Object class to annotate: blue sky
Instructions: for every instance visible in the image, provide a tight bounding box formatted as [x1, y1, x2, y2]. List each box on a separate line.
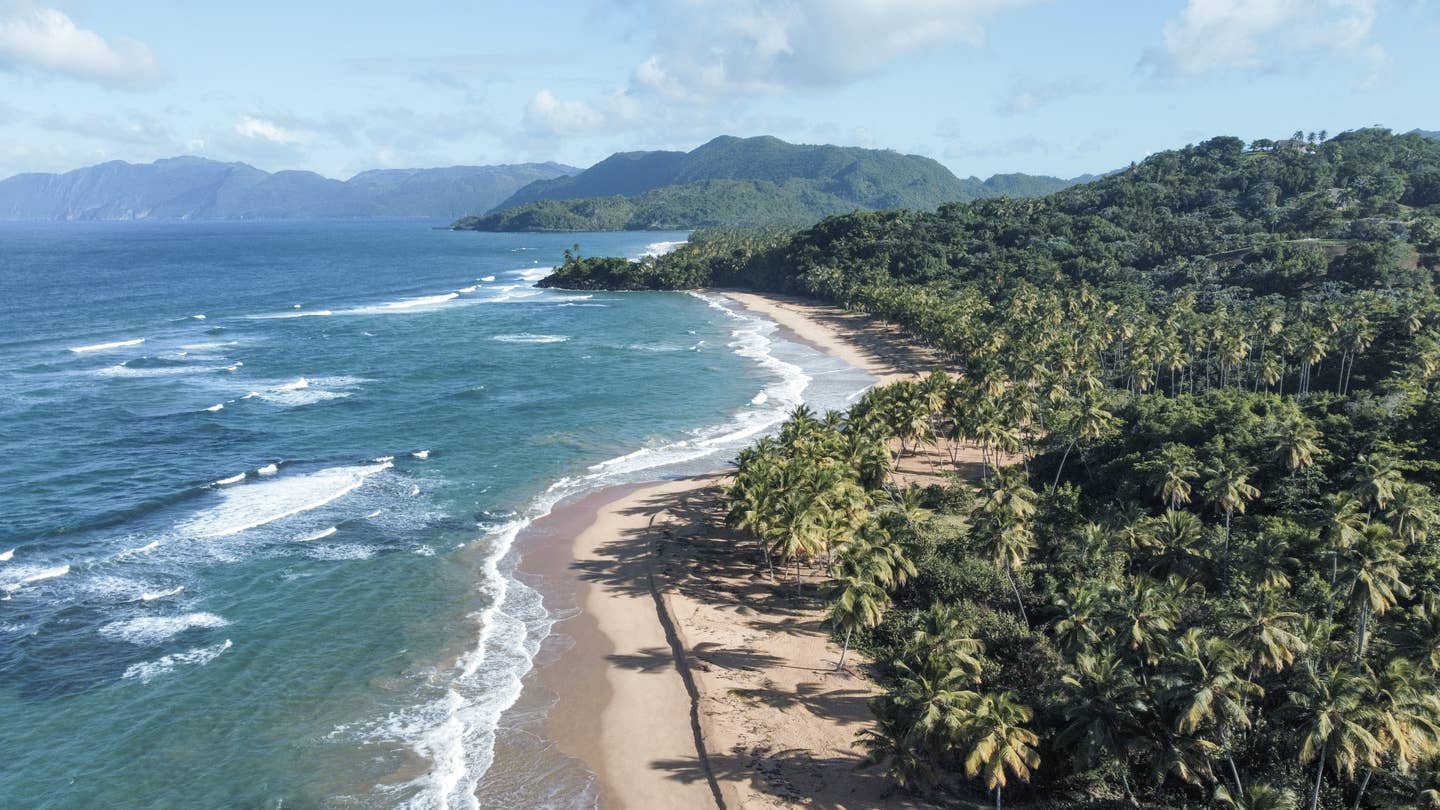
[0, 0, 1436, 181]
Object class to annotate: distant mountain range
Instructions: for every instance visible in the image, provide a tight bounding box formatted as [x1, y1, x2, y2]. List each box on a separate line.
[454, 136, 1082, 232]
[1415, 129, 1440, 140]
[0, 158, 579, 221]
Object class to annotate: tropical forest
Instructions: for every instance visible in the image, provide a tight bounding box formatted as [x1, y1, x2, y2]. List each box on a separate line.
[543, 128, 1440, 808]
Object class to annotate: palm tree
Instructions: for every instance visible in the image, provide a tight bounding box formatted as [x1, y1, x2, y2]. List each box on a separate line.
[1213, 783, 1300, 810]
[1051, 392, 1118, 489]
[1144, 509, 1212, 582]
[909, 602, 985, 672]
[1053, 584, 1111, 657]
[1336, 521, 1410, 660]
[1058, 652, 1147, 805]
[973, 470, 1039, 622]
[1288, 664, 1384, 810]
[832, 575, 889, 670]
[1272, 416, 1321, 478]
[1202, 455, 1261, 555]
[1351, 658, 1440, 807]
[1162, 628, 1262, 794]
[1353, 454, 1404, 513]
[962, 692, 1041, 810]
[1230, 595, 1308, 674]
[1146, 443, 1201, 509]
[1115, 577, 1181, 668]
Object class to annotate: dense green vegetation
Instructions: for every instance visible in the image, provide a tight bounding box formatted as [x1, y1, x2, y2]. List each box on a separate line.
[453, 135, 1076, 232]
[559, 129, 1440, 807]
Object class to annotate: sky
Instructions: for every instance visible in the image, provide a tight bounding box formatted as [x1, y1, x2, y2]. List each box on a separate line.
[0, 0, 1436, 181]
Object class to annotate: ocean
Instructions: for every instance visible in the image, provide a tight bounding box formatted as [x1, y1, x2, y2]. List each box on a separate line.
[0, 220, 872, 808]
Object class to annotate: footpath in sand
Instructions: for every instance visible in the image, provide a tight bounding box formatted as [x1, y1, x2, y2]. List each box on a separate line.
[512, 291, 966, 808]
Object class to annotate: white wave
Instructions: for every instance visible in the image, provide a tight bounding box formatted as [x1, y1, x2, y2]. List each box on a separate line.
[412, 450, 430, 460]
[70, 338, 145, 353]
[492, 334, 568, 344]
[205, 403, 224, 413]
[457, 286, 478, 293]
[637, 239, 686, 258]
[298, 526, 338, 542]
[751, 392, 769, 405]
[256, 463, 279, 476]
[97, 362, 226, 379]
[212, 473, 245, 486]
[123, 639, 232, 683]
[305, 544, 377, 561]
[100, 612, 229, 645]
[124, 540, 161, 556]
[335, 292, 459, 316]
[480, 275, 496, 282]
[0, 549, 11, 562]
[180, 463, 391, 538]
[2, 564, 70, 592]
[252, 376, 360, 407]
[365, 509, 383, 519]
[409, 485, 421, 496]
[372, 456, 395, 464]
[514, 267, 552, 282]
[140, 586, 184, 602]
[192, 314, 207, 320]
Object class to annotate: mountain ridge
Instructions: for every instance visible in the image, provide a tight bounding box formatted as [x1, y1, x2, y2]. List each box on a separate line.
[0, 157, 580, 221]
[460, 135, 1079, 232]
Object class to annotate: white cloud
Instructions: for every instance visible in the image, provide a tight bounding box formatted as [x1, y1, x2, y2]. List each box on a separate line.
[620, 0, 1038, 100]
[0, 5, 164, 90]
[523, 88, 638, 137]
[1146, 0, 1384, 78]
[235, 115, 309, 145]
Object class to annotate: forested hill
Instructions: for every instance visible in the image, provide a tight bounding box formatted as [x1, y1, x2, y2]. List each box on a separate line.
[0, 158, 579, 220]
[454, 135, 1077, 232]
[546, 128, 1439, 292]
[548, 128, 1440, 808]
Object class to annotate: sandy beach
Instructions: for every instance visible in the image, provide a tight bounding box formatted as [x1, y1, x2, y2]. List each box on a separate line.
[502, 291, 943, 808]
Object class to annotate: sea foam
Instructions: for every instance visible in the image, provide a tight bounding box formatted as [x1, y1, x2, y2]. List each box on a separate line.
[180, 463, 391, 538]
[100, 612, 230, 645]
[69, 338, 145, 353]
[492, 334, 568, 344]
[123, 639, 232, 683]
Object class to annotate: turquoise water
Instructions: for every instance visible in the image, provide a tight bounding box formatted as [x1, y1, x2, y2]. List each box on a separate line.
[0, 221, 871, 808]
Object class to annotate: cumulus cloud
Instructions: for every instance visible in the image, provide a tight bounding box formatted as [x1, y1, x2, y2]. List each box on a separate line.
[0, 5, 164, 90]
[235, 115, 310, 145]
[618, 0, 1037, 99]
[1144, 0, 1384, 78]
[522, 88, 638, 137]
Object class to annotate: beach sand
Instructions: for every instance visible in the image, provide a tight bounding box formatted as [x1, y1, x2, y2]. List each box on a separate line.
[501, 291, 949, 808]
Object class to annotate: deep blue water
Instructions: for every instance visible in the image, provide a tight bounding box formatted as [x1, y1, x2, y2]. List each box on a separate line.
[0, 220, 871, 808]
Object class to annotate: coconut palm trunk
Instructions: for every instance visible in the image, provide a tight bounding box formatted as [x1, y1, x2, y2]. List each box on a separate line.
[1310, 741, 1327, 810]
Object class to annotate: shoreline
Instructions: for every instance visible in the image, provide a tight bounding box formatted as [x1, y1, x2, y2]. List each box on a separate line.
[496, 291, 933, 808]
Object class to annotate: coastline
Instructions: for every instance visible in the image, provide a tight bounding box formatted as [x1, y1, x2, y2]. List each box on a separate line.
[488, 290, 938, 808]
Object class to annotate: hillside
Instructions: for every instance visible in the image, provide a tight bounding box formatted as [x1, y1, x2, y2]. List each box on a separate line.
[455, 135, 1076, 232]
[550, 128, 1440, 807]
[0, 158, 578, 221]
